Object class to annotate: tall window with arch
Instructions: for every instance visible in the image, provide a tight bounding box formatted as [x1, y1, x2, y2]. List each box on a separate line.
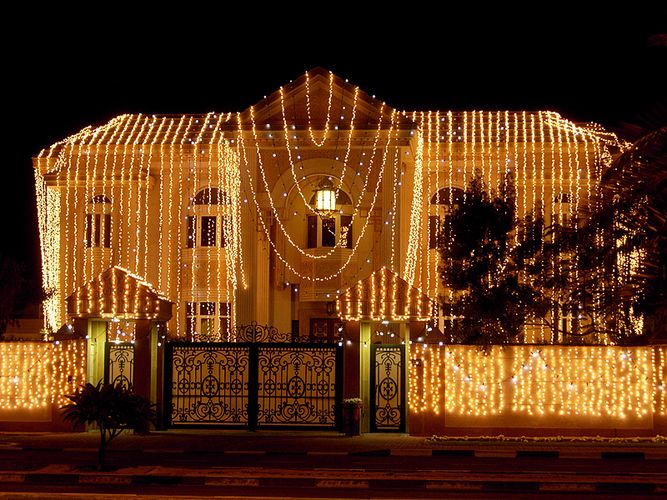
[429, 187, 464, 249]
[85, 194, 112, 248]
[306, 190, 354, 249]
[186, 187, 231, 248]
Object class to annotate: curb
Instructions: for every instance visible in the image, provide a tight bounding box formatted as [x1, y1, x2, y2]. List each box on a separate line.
[6, 446, 667, 459]
[1, 471, 665, 495]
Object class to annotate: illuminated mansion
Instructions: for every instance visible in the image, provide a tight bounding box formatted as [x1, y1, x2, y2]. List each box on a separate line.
[34, 68, 622, 343]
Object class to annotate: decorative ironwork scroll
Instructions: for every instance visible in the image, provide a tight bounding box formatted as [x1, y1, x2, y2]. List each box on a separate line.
[169, 344, 250, 425]
[256, 346, 338, 426]
[371, 344, 405, 432]
[233, 322, 335, 344]
[105, 342, 134, 388]
[235, 323, 290, 342]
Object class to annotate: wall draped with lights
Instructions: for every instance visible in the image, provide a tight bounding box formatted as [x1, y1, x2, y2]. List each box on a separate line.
[0, 341, 86, 410]
[409, 344, 667, 421]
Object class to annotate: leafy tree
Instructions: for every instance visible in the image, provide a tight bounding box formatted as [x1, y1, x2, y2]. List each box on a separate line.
[0, 254, 55, 339]
[61, 382, 155, 470]
[438, 172, 551, 345]
[0, 255, 26, 338]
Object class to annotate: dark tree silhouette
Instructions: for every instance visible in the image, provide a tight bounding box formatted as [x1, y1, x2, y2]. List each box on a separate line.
[0, 255, 26, 337]
[438, 171, 551, 345]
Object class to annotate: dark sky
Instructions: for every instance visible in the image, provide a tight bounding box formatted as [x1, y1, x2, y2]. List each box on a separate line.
[4, 7, 666, 294]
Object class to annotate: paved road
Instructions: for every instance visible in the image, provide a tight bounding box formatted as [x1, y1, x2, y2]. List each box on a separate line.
[0, 430, 665, 497]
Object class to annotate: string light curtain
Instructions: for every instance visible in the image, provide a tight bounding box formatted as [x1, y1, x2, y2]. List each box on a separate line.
[34, 70, 626, 340]
[0, 340, 86, 410]
[409, 344, 666, 418]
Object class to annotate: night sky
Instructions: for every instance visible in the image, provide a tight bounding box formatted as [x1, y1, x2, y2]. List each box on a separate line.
[5, 7, 665, 303]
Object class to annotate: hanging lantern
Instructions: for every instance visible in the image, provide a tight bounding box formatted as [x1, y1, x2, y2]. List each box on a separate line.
[314, 177, 336, 217]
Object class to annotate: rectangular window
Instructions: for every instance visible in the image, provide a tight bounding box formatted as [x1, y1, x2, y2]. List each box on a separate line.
[321, 218, 336, 247]
[219, 302, 230, 316]
[201, 216, 216, 247]
[554, 193, 572, 203]
[341, 215, 353, 249]
[200, 302, 215, 316]
[552, 212, 571, 228]
[220, 215, 228, 247]
[185, 302, 232, 341]
[186, 216, 196, 248]
[201, 318, 215, 338]
[428, 215, 440, 249]
[307, 215, 318, 248]
[561, 308, 577, 337]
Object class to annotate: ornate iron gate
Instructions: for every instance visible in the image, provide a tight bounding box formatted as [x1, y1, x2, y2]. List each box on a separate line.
[105, 342, 134, 387]
[257, 345, 338, 426]
[168, 344, 250, 425]
[370, 344, 405, 432]
[165, 342, 342, 429]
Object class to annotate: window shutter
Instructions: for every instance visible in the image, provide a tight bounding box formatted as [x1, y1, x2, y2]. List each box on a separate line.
[307, 215, 317, 248]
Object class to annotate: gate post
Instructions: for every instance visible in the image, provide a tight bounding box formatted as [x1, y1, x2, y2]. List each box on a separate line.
[342, 321, 361, 399]
[132, 319, 152, 403]
[160, 342, 173, 430]
[335, 344, 344, 430]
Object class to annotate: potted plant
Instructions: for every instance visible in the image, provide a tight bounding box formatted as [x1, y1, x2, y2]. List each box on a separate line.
[341, 397, 363, 436]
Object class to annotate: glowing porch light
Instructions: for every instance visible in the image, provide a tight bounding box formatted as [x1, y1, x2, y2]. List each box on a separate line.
[314, 178, 336, 217]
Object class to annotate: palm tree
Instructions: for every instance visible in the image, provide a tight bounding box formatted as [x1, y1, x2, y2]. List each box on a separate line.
[61, 382, 155, 470]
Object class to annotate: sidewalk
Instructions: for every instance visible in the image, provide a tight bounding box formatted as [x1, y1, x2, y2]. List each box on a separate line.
[1, 428, 666, 457]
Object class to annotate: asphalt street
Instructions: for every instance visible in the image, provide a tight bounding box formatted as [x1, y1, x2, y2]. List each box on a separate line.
[0, 430, 665, 498]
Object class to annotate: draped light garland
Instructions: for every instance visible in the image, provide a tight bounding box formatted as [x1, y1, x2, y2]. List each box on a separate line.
[0, 340, 86, 409]
[305, 70, 334, 147]
[280, 83, 360, 221]
[237, 108, 398, 281]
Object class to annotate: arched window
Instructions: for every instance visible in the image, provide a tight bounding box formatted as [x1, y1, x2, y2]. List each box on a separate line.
[306, 190, 353, 249]
[429, 187, 464, 249]
[186, 188, 230, 248]
[85, 195, 111, 248]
